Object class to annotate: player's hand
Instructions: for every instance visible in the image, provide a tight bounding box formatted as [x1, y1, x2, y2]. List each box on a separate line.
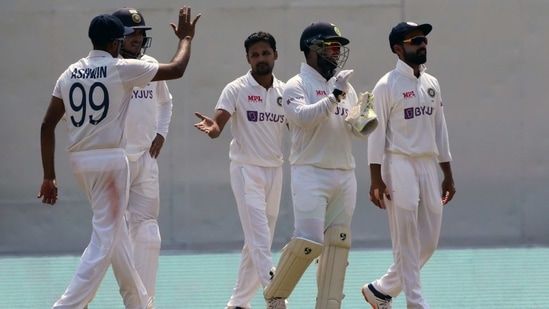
[441, 177, 456, 205]
[369, 178, 391, 209]
[37, 179, 58, 206]
[194, 112, 220, 138]
[334, 69, 354, 93]
[170, 6, 201, 40]
[149, 134, 165, 159]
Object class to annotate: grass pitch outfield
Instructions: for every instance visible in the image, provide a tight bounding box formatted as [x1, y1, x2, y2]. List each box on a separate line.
[1, 247, 548, 308]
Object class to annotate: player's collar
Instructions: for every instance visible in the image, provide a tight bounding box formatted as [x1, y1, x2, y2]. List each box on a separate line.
[88, 50, 114, 58]
[301, 62, 328, 83]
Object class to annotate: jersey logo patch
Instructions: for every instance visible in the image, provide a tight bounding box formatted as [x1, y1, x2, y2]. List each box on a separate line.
[247, 95, 263, 103]
[403, 90, 416, 99]
[286, 96, 303, 105]
[404, 106, 434, 119]
[131, 89, 154, 99]
[316, 90, 328, 96]
[246, 110, 285, 123]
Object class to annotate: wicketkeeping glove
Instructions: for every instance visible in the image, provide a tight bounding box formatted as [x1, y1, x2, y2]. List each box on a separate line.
[345, 91, 379, 135]
[334, 69, 354, 94]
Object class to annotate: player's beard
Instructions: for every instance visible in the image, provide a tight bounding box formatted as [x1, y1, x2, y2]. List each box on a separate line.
[253, 62, 273, 76]
[317, 56, 338, 80]
[403, 48, 427, 65]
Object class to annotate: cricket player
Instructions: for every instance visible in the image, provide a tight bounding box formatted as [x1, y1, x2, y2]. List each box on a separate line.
[362, 22, 456, 309]
[193, 31, 286, 309]
[109, 7, 173, 306]
[263, 22, 372, 309]
[38, 7, 200, 309]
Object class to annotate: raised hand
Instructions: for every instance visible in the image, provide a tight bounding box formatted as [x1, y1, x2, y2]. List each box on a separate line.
[334, 69, 354, 93]
[170, 5, 201, 40]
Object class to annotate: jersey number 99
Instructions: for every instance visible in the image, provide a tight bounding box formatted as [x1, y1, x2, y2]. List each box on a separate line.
[69, 82, 110, 127]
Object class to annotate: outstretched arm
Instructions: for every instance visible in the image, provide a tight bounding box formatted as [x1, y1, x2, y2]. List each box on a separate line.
[152, 5, 202, 81]
[194, 109, 231, 139]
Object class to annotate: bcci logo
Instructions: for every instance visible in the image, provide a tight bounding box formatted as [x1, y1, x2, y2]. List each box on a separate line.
[332, 24, 342, 36]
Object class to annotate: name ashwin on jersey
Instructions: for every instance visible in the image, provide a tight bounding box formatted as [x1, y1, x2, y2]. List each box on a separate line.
[71, 66, 107, 79]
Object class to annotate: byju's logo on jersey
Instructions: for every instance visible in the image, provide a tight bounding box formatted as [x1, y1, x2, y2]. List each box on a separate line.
[247, 110, 285, 123]
[132, 89, 154, 99]
[248, 95, 263, 103]
[404, 106, 434, 119]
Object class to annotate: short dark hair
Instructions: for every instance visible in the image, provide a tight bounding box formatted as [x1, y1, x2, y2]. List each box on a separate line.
[244, 32, 276, 54]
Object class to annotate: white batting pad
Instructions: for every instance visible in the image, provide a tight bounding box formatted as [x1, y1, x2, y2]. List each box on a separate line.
[316, 226, 352, 309]
[264, 237, 323, 299]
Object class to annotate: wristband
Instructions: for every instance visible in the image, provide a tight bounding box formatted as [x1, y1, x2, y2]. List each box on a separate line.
[328, 94, 339, 105]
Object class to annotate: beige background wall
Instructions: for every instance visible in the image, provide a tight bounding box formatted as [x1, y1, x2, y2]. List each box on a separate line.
[2, 0, 548, 254]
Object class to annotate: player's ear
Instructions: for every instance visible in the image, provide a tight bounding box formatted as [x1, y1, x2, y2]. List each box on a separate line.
[392, 44, 403, 56]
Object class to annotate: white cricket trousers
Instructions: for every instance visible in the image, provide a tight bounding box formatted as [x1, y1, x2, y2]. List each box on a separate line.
[226, 162, 282, 308]
[291, 165, 357, 243]
[373, 154, 443, 309]
[112, 151, 161, 300]
[52, 148, 149, 309]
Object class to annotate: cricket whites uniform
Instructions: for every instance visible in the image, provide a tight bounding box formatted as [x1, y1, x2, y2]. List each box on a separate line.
[112, 54, 172, 300]
[52, 50, 158, 309]
[284, 63, 366, 243]
[367, 59, 452, 308]
[220, 70, 286, 308]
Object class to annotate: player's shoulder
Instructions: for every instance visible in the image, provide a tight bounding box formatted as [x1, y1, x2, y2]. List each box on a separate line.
[421, 71, 438, 83]
[227, 75, 246, 88]
[272, 74, 286, 89]
[284, 73, 302, 86]
[140, 54, 159, 64]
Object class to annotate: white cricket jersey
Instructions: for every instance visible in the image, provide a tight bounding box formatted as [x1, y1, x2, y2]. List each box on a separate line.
[53, 50, 159, 152]
[125, 54, 173, 161]
[367, 59, 452, 164]
[215, 70, 286, 167]
[283, 63, 359, 170]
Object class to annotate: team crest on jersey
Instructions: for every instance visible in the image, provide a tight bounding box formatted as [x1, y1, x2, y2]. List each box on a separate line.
[277, 96, 282, 106]
[427, 88, 436, 98]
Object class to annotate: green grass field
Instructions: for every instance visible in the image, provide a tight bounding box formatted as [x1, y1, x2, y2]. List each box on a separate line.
[1, 247, 548, 308]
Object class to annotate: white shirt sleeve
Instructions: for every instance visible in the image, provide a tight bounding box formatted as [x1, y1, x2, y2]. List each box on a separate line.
[283, 77, 336, 129]
[155, 80, 173, 139]
[367, 77, 390, 165]
[434, 89, 452, 162]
